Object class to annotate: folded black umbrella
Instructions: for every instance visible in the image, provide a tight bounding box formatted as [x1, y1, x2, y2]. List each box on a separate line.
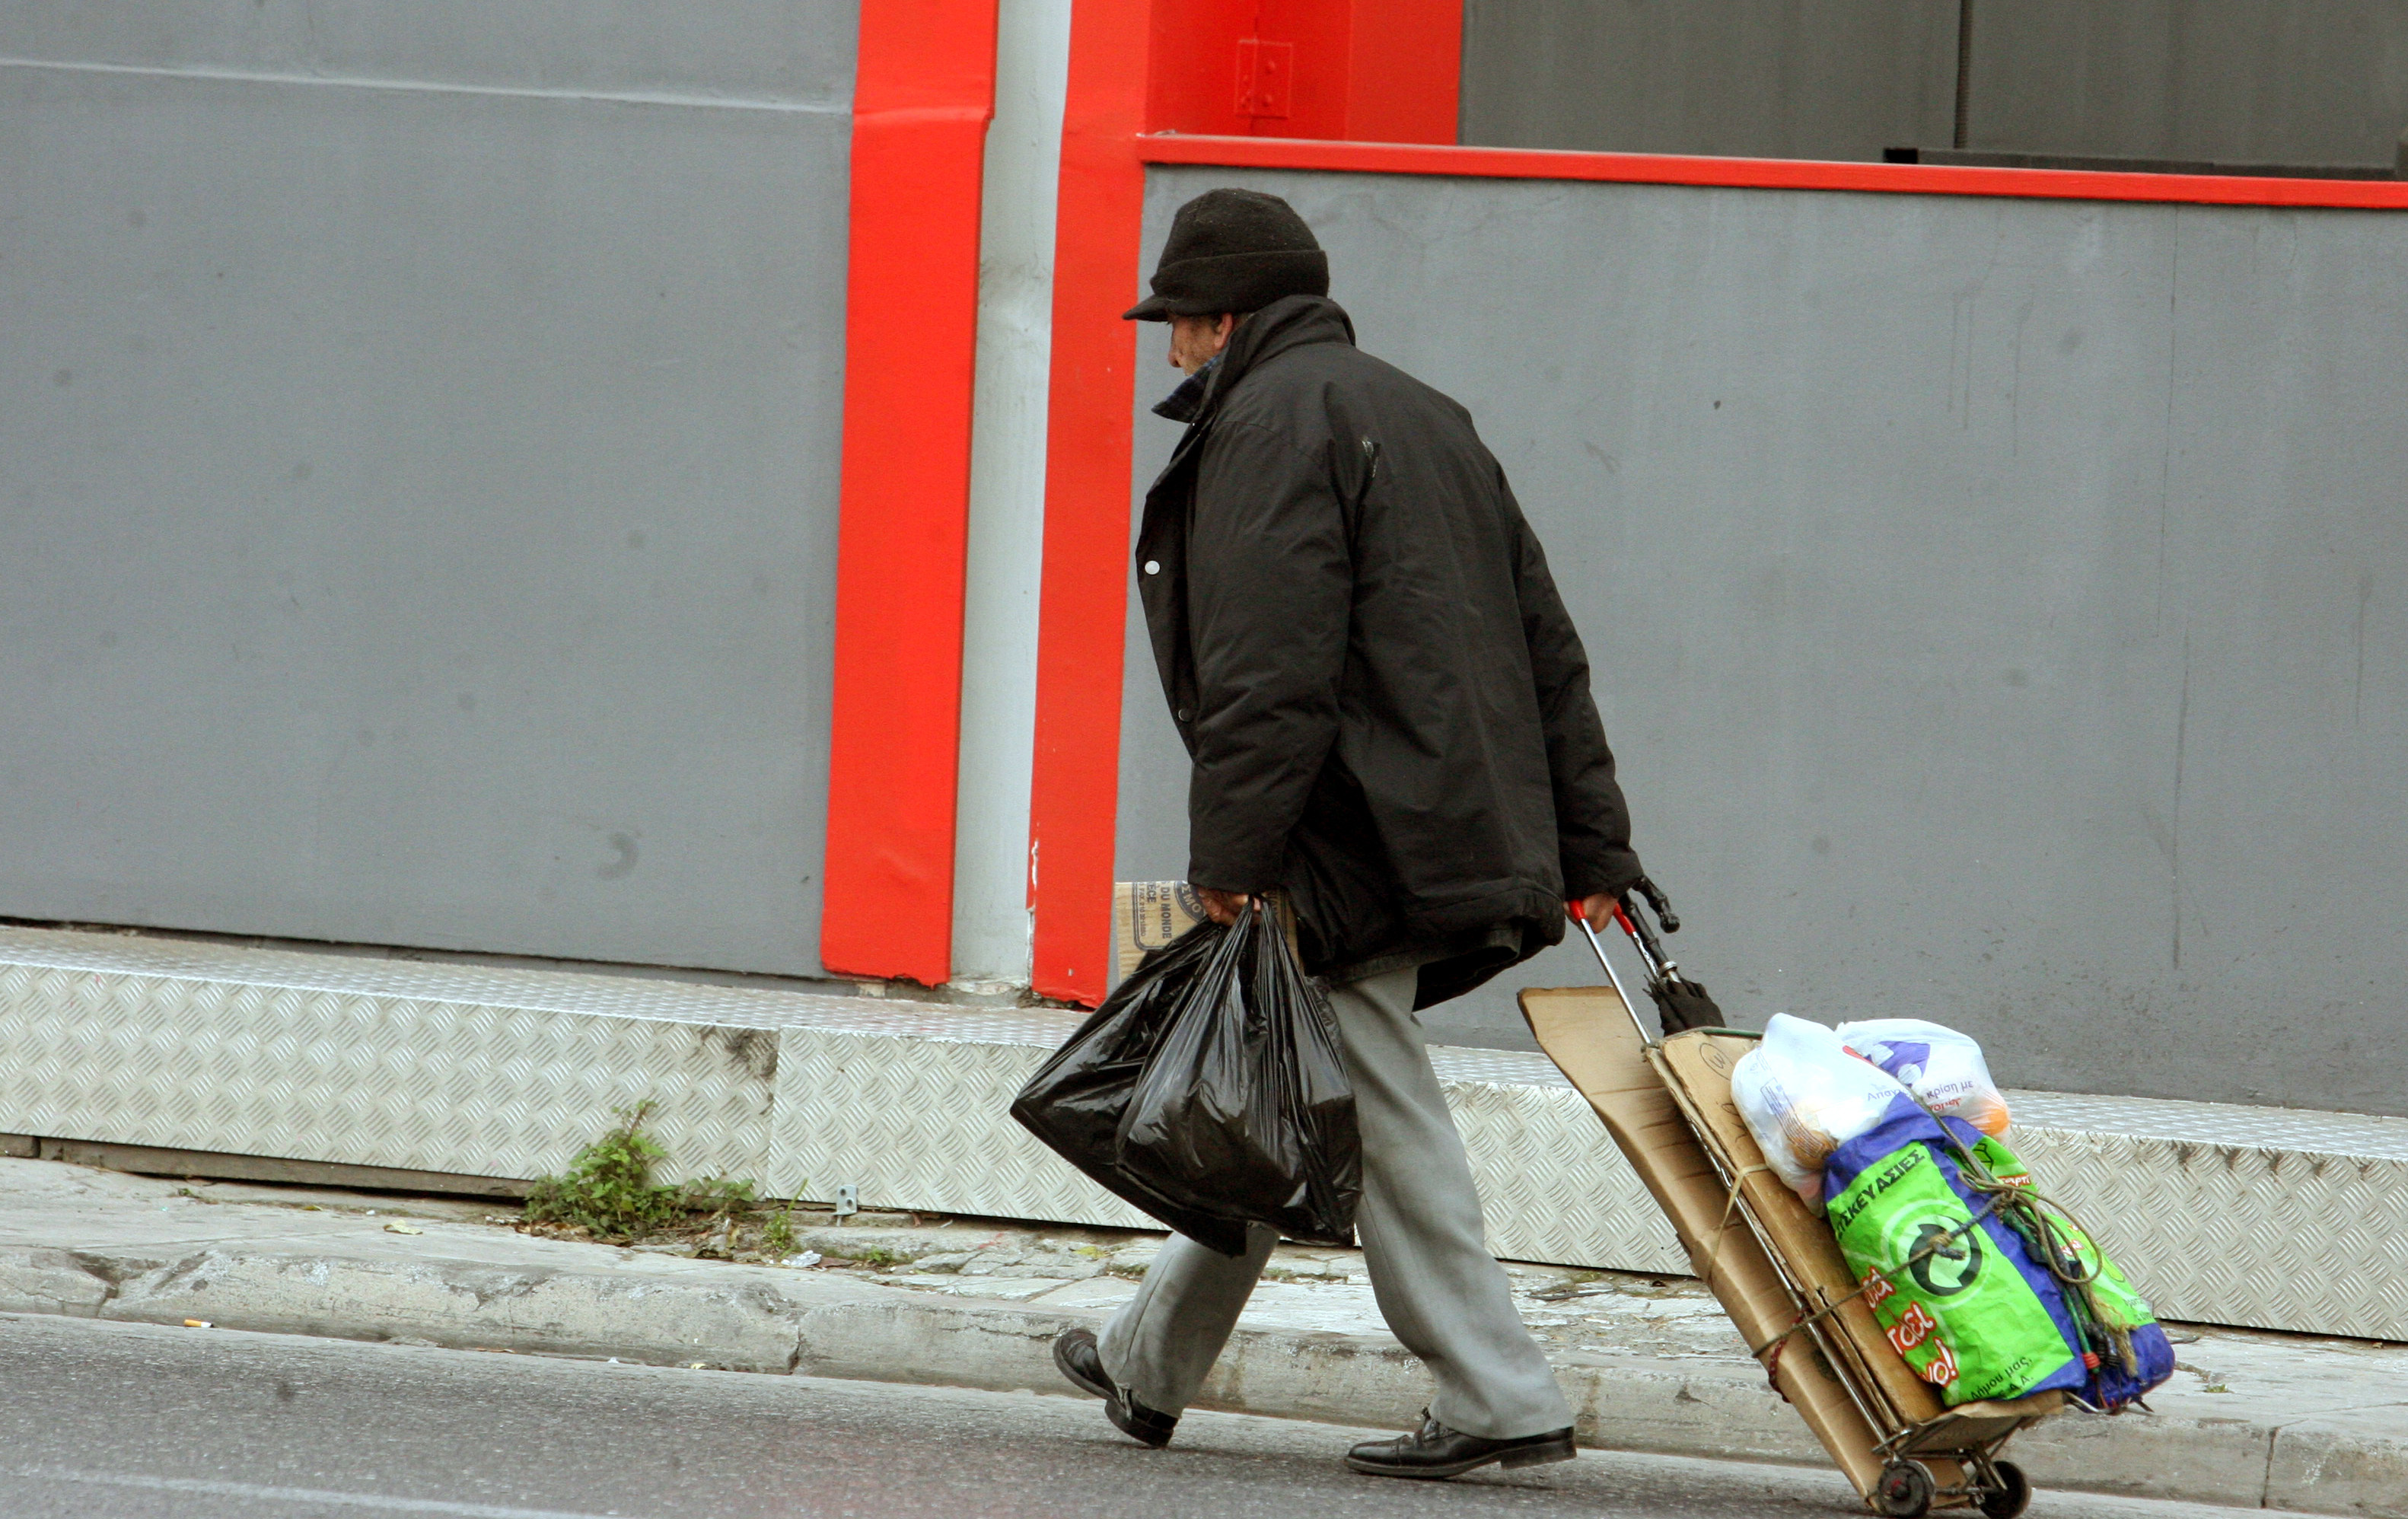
[1571, 875, 1729, 1038]
[1646, 970, 1727, 1036]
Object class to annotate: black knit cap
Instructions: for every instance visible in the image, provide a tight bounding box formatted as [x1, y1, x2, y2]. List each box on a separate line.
[1123, 188, 1328, 321]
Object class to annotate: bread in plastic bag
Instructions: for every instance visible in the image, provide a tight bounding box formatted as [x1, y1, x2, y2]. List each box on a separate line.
[1836, 1017, 2012, 1136]
[1731, 1014, 1916, 1202]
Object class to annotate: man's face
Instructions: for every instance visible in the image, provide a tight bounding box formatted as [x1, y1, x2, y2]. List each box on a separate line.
[1168, 313, 1236, 375]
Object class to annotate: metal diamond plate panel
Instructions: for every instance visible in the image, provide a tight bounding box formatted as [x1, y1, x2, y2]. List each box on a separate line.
[0, 925, 866, 1029]
[2008, 1090, 2408, 1160]
[4, 925, 2400, 1339]
[1444, 1064, 1688, 1275]
[768, 1024, 1156, 1229]
[1429, 1046, 1572, 1088]
[2005, 1108, 2408, 1342]
[0, 928, 788, 1183]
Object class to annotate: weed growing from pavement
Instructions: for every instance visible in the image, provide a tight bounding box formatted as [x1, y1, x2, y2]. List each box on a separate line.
[517, 1111, 1159, 1279]
[516, 1107, 919, 1266]
[521, 1102, 756, 1242]
[760, 1200, 802, 1258]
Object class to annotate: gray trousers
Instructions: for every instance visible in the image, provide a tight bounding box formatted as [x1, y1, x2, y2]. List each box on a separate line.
[1096, 964, 1573, 1440]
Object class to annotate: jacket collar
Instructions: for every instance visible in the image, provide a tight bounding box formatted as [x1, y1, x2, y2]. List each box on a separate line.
[1151, 295, 1356, 428]
[1151, 354, 1220, 424]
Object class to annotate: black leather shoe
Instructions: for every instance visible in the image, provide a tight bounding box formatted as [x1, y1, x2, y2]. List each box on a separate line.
[1051, 1327, 1178, 1449]
[1345, 1409, 1577, 1479]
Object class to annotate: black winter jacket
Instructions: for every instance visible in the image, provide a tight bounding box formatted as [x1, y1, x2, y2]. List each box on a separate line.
[1136, 295, 1643, 1008]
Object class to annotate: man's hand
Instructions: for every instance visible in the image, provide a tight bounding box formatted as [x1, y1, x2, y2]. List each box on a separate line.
[1196, 887, 1253, 926]
[1569, 893, 1617, 931]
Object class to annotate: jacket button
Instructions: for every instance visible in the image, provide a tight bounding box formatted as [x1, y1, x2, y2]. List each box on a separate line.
[1143, 560, 1161, 575]
[1175, 708, 1193, 723]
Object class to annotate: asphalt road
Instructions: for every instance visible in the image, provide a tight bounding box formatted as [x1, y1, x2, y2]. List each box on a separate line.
[4, 1314, 2239, 1519]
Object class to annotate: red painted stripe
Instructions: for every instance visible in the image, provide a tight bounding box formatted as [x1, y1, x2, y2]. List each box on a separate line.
[1140, 133, 2408, 209]
[1027, 0, 1153, 1005]
[819, 0, 1000, 986]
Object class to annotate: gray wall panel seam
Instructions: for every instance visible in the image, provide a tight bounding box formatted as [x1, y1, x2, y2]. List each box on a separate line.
[0, 57, 850, 113]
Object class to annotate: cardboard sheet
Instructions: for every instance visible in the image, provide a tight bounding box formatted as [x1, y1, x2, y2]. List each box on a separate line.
[1655, 1031, 1950, 1429]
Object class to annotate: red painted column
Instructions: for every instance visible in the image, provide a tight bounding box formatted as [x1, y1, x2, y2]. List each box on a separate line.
[1026, 1, 1463, 1004]
[818, 0, 1000, 986]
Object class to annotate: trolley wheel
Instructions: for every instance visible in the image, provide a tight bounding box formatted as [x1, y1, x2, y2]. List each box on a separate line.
[1978, 1460, 2032, 1519]
[1874, 1459, 1937, 1517]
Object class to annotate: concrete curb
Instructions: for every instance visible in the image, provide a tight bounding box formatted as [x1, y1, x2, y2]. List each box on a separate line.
[4, 1235, 2400, 1517]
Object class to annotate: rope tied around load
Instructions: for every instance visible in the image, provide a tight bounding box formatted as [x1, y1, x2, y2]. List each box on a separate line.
[1730, 1119, 2145, 1400]
[1694, 1161, 1776, 1289]
[1746, 1192, 2009, 1365]
[1938, 1130, 2141, 1382]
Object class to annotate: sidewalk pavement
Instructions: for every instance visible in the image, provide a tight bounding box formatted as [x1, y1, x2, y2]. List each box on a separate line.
[1, 1156, 2399, 1516]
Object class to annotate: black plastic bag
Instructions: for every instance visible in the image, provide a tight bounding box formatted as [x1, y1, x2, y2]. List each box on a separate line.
[1011, 902, 1361, 1256]
[1121, 904, 1362, 1250]
[1008, 924, 1247, 1253]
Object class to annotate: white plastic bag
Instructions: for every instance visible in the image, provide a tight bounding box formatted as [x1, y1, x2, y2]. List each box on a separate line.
[1836, 1017, 2012, 1136]
[1731, 1014, 1913, 1204]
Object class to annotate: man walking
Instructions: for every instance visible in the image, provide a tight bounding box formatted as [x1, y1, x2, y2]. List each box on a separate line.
[1051, 189, 1645, 1480]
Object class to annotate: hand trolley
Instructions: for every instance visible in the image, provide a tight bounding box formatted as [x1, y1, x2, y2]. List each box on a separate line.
[1520, 894, 2056, 1516]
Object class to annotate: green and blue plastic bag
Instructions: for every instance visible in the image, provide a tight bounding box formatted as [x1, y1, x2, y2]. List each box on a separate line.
[1822, 1097, 2174, 1409]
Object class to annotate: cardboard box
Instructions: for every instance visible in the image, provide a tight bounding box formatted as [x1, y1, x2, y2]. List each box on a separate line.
[1111, 881, 1209, 982]
[1110, 882, 1303, 985]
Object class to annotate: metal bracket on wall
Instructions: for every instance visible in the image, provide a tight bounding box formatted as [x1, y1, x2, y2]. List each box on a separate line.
[1237, 38, 1294, 120]
[833, 1183, 859, 1221]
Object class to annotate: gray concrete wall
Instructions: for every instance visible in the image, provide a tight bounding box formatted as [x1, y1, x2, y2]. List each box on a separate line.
[1121, 164, 2408, 1117]
[1964, 1, 2408, 168]
[1458, 0, 1960, 161]
[1461, 0, 2408, 170]
[0, 3, 858, 976]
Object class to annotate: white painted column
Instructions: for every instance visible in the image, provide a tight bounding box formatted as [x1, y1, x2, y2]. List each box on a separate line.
[950, 0, 1072, 990]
